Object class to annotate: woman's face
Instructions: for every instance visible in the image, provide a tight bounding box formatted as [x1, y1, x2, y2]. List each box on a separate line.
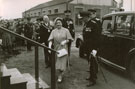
[56, 20, 62, 29]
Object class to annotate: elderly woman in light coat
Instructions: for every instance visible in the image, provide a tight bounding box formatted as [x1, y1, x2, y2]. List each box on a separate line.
[48, 18, 73, 83]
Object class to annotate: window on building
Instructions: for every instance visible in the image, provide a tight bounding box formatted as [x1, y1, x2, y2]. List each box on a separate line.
[114, 15, 133, 36]
[132, 21, 135, 37]
[27, 14, 30, 17]
[31, 14, 33, 16]
[54, 9, 58, 13]
[34, 13, 36, 16]
[48, 10, 51, 14]
[75, 8, 83, 25]
[43, 11, 46, 13]
[38, 12, 41, 16]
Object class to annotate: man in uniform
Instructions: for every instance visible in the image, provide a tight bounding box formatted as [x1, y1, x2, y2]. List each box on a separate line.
[63, 10, 75, 56]
[88, 9, 102, 34]
[79, 10, 101, 87]
[38, 15, 52, 68]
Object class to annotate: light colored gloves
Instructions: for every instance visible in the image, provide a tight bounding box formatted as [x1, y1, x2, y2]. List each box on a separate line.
[48, 41, 52, 53]
[91, 49, 97, 57]
[61, 40, 68, 46]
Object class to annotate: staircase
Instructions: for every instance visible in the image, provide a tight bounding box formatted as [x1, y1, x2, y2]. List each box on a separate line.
[0, 63, 50, 89]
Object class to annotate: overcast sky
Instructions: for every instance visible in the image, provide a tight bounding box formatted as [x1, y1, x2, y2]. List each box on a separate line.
[0, 0, 132, 19]
[0, 0, 51, 19]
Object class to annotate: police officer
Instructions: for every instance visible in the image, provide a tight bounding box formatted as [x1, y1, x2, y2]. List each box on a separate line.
[38, 15, 52, 68]
[79, 10, 101, 87]
[63, 10, 75, 56]
[24, 18, 33, 51]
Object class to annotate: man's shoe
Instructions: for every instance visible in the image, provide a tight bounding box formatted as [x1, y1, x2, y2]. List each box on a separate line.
[57, 76, 62, 83]
[86, 81, 96, 87]
[86, 77, 90, 80]
[86, 70, 90, 72]
[45, 65, 50, 68]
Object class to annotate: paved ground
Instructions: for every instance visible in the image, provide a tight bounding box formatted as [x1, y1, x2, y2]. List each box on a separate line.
[1, 30, 135, 89]
[0, 45, 135, 89]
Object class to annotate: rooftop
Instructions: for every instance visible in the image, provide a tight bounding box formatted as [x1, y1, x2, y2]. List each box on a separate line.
[26, 0, 73, 12]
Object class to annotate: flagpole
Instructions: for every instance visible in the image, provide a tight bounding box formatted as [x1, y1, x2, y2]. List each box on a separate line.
[131, 0, 132, 11]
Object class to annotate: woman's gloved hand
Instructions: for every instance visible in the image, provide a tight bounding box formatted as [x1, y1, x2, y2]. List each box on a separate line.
[48, 41, 52, 53]
[61, 40, 67, 46]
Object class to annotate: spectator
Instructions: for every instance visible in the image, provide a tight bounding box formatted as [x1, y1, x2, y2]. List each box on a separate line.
[24, 18, 33, 51]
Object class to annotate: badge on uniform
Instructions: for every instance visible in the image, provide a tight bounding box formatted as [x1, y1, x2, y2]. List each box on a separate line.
[85, 27, 91, 32]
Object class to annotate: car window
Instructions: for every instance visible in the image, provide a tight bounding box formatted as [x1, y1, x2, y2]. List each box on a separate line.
[102, 16, 113, 34]
[132, 21, 135, 38]
[114, 15, 133, 36]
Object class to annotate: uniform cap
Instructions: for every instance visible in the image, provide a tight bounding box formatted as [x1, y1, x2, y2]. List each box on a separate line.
[79, 11, 90, 17]
[26, 17, 31, 21]
[88, 9, 96, 13]
[64, 10, 71, 13]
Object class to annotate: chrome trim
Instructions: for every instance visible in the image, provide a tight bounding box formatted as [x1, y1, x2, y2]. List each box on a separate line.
[99, 57, 126, 71]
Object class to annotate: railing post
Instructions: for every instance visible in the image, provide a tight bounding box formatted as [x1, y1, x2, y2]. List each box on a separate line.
[51, 51, 56, 89]
[35, 46, 39, 89]
[0, 63, 2, 89]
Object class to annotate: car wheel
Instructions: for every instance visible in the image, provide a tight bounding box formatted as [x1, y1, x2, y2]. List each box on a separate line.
[79, 43, 84, 58]
[129, 56, 135, 81]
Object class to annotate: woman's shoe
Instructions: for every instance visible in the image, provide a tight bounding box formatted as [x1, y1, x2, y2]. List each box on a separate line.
[57, 76, 62, 83]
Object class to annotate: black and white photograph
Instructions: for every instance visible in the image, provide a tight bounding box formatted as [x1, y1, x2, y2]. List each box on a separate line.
[0, 0, 135, 89]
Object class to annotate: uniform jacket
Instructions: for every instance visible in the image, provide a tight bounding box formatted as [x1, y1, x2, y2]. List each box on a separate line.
[83, 19, 101, 50]
[63, 18, 75, 38]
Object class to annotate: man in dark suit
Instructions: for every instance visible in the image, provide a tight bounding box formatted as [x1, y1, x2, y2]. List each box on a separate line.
[24, 18, 33, 51]
[63, 10, 75, 56]
[38, 15, 52, 68]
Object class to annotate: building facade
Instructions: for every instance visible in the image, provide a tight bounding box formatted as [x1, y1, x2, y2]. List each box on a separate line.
[22, 0, 117, 25]
[123, 0, 135, 11]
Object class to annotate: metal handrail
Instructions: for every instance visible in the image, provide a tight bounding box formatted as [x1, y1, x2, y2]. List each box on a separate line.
[0, 26, 56, 89]
[0, 26, 57, 53]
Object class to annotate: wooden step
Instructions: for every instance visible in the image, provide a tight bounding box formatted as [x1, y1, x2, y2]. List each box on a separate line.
[2, 68, 27, 89]
[39, 77, 50, 89]
[0, 63, 8, 72]
[27, 83, 43, 89]
[2, 68, 22, 78]
[1, 75, 10, 89]
[0, 63, 9, 89]
[22, 73, 50, 89]
[10, 76, 27, 89]
[23, 73, 42, 89]
[11, 76, 27, 84]
[22, 73, 36, 84]
[9, 69, 27, 89]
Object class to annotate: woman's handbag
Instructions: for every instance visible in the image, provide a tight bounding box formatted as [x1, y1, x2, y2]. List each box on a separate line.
[57, 48, 68, 57]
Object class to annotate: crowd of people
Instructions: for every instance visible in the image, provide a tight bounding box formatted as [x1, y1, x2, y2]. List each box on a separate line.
[0, 19, 22, 54]
[0, 10, 75, 83]
[0, 9, 102, 87]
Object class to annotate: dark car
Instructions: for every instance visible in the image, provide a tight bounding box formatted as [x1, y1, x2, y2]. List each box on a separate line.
[76, 11, 135, 80]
